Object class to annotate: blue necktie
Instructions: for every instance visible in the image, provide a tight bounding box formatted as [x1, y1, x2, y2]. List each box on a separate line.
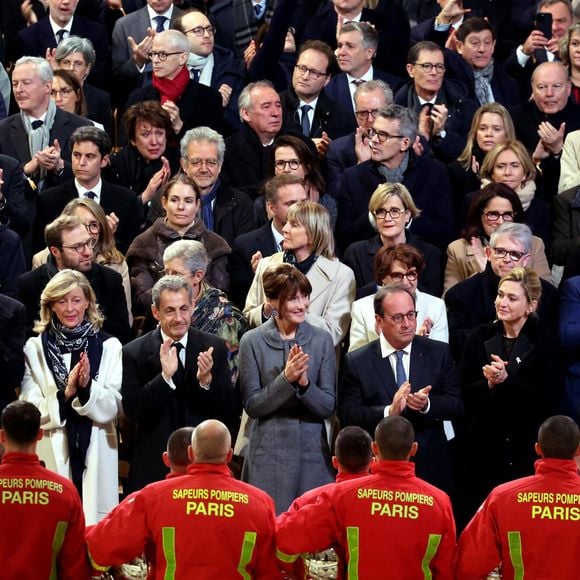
[395, 350, 406, 387]
[254, 3, 264, 19]
[300, 104, 311, 137]
[154, 15, 167, 33]
[84, 191, 96, 200]
[55, 29, 67, 44]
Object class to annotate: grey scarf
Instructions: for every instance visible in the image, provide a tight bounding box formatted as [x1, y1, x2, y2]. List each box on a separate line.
[378, 151, 410, 183]
[20, 99, 57, 187]
[473, 61, 495, 106]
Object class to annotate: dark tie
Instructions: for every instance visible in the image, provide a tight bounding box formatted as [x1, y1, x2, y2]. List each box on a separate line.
[154, 15, 167, 33]
[84, 191, 96, 200]
[394, 350, 406, 388]
[352, 79, 365, 88]
[190, 68, 200, 82]
[55, 29, 66, 43]
[300, 104, 312, 137]
[172, 342, 186, 386]
[31, 120, 44, 130]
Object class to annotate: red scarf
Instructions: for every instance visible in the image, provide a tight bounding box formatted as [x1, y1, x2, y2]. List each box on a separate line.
[153, 65, 189, 104]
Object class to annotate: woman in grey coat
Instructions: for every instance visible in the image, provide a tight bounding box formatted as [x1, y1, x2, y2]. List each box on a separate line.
[239, 263, 336, 513]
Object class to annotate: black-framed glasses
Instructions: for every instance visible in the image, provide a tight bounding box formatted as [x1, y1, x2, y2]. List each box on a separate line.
[413, 62, 445, 73]
[367, 128, 404, 143]
[83, 221, 101, 235]
[60, 238, 97, 253]
[275, 159, 301, 171]
[374, 207, 406, 220]
[184, 25, 216, 37]
[186, 158, 219, 168]
[51, 88, 74, 97]
[389, 270, 418, 283]
[385, 310, 418, 324]
[355, 109, 380, 121]
[493, 247, 528, 262]
[148, 51, 183, 61]
[294, 64, 328, 80]
[483, 210, 515, 222]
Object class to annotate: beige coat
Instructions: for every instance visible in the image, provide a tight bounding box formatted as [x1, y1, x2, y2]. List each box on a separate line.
[444, 236, 552, 294]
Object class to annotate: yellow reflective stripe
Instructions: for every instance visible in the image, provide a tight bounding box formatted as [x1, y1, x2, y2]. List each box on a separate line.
[49, 521, 68, 580]
[237, 531, 257, 579]
[346, 526, 359, 580]
[276, 548, 301, 563]
[421, 533, 442, 580]
[162, 527, 176, 580]
[87, 550, 111, 573]
[508, 531, 524, 580]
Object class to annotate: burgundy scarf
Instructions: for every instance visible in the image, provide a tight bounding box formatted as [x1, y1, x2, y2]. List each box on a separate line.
[153, 65, 190, 104]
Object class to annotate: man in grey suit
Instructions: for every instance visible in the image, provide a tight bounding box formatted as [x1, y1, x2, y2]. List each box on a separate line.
[339, 285, 462, 493]
[111, 0, 183, 95]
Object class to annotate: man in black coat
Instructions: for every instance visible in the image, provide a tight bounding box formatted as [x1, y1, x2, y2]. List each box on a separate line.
[394, 41, 478, 164]
[122, 275, 236, 491]
[16, 215, 133, 344]
[0, 154, 29, 237]
[334, 104, 455, 251]
[178, 126, 255, 247]
[281, 40, 355, 145]
[124, 29, 224, 142]
[339, 285, 463, 493]
[15, 0, 110, 87]
[229, 175, 307, 307]
[33, 126, 144, 254]
[445, 223, 559, 360]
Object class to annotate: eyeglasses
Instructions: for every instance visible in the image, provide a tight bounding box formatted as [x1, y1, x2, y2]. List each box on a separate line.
[355, 109, 380, 121]
[483, 210, 515, 222]
[413, 62, 445, 73]
[275, 159, 301, 171]
[184, 25, 216, 37]
[148, 51, 184, 61]
[294, 64, 328, 80]
[51, 88, 74, 97]
[186, 158, 219, 168]
[60, 238, 97, 253]
[492, 247, 528, 262]
[83, 221, 101, 235]
[367, 128, 404, 143]
[373, 207, 406, 220]
[384, 310, 418, 324]
[389, 270, 418, 283]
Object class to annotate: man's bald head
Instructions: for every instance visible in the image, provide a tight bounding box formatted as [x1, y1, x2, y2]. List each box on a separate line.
[191, 420, 232, 464]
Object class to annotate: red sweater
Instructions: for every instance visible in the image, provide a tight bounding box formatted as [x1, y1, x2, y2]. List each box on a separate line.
[456, 458, 580, 579]
[277, 460, 456, 579]
[87, 462, 279, 578]
[0, 452, 89, 579]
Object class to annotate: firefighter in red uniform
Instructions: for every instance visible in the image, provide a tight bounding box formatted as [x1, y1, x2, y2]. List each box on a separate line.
[456, 415, 580, 580]
[277, 416, 456, 579]
[0, 401, 89, 579]
[87, 419, 279, 578]
[163, 426, 195, 478]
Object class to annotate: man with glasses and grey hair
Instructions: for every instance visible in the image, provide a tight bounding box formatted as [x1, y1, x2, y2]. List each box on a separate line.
[339, 285, 462, 495]
[335, 103, 454, 251]
[16, 214, 132, 342]
[178, 126, 254, 246]
[446, 222, 559, 360]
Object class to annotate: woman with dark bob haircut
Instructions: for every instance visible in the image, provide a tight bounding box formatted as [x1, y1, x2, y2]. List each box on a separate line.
[444, 183, 551, 293]
[239, 262, 335, 513]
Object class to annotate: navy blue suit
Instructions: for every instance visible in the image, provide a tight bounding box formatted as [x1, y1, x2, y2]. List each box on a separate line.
[325, 131, 356, 190]
[0, 294, 25, 412]
[559, 275, 580, 422]
[339, 335, 463, 492]
[16, 16, 110, 87]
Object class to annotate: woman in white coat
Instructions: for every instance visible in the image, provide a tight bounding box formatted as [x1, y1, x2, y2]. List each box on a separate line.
[244, 201, 355, 348]
[20, 269, 122, 525]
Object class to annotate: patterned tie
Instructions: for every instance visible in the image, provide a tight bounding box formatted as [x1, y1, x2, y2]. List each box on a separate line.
[84, 191, 96, 200]
[394, 350, 406, 388]
[253, 3, 263, 19]
[55, 29, 67, 44]
[154, 15, 167, 33]
[31, 120, 44, 130]
[300, 104, 312, 137]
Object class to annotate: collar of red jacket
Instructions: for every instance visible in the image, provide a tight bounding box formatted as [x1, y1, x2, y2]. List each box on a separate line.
[370, 460, 416, 478]
[186, 463, 233, 477]
[535, 458, 579, 477]
[0, 452, 41, 466]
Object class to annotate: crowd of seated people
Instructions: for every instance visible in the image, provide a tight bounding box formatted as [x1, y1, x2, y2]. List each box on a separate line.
[1, 0, 580, 575]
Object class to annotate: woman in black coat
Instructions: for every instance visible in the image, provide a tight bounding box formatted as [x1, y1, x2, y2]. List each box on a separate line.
[458, 267, 563, 525]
